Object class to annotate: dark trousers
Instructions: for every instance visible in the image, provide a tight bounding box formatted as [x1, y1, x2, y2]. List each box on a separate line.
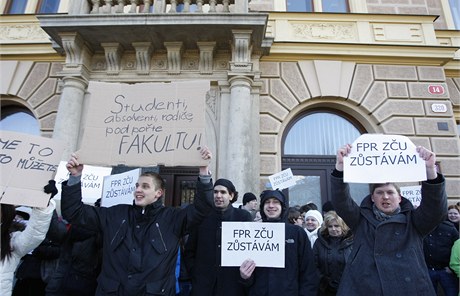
[428, 268, 459, 296]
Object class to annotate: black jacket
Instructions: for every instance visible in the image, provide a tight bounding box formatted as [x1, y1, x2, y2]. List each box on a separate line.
[313, 231, 353, 295]
[184, 205, 252, 296]
[244, 223, 319, 296]
[61, 178, 213, 296]
[423, 220, 459, 269]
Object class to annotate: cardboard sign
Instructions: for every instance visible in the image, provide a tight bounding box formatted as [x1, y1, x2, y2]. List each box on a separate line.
[78, 81, 209, 167]
[268, 168, 296, 190]
[0, 131, 64, 207]
[54, 161, 112, 205]
[344, 134, 426, 183]
[221, 222, 285, 268]
[400, 185, 422, 208]
[101, 168, 140, 207]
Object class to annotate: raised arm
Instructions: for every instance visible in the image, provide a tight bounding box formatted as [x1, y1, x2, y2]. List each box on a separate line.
[60, 153, 101, 233]
[330, 144, 361, 230]
[413, 146, 447, 235]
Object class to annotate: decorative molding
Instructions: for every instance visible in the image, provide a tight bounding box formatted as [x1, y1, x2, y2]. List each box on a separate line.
[101, 42, 124, 75]
[164, 42, 183, 75]
[230, 30, 253, 72]
[132, 42, 153, 75]
[0, 24, 50, 43]
[206, 88, 218, 120]
[372, 24, 423, 43]
[291, 22, 356, 41]
[197, 41, 216, 75]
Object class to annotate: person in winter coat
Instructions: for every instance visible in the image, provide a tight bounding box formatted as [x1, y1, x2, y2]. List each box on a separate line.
[239, 189, 319, 296]
[423, 220, 459, 296]
[450, 238, 460, 277]
[304, 210, 323, 248]
[313, 211, 353, 296]
[61, 147, 214, 296]
[331, 144, 447, 296]
[46, 198, 103, 296]
[184, 178, 253, 296]
[0, 185, 56, 296]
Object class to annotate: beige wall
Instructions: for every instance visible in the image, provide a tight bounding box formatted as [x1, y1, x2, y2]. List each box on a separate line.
[259, 60, 460, 199]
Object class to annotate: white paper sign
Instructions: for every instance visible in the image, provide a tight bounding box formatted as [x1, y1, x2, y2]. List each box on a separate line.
[400, 185, 422, 208]
[268, 168, 296, 190]
[101, 168, 140, 207]
[344, 134, 426, 183]
[54, 161, 112, 205]
[221, 222, 285, 268]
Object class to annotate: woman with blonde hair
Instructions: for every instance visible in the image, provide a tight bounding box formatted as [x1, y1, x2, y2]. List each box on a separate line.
[313, 211, 353, 296]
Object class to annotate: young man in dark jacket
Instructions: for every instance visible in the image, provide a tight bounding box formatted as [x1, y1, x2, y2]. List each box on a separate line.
[61, 148, 213, 296]
[184, 178, 253, 296]
[331, 144, 447, 296]
[239, 190, 319, 296]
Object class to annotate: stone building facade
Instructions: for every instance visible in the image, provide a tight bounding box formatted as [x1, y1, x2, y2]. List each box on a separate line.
[1, 0, 459, 206]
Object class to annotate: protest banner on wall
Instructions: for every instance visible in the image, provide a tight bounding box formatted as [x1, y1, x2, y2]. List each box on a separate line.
[400, 185, 422, 208]
[0, 131, 64, 207]
[268, 168, 296, 190]
[221, 222, 285, 268]
[78, 80, 209, 167]
[101, 168, 140, 207]
[344, 134, 426, 183]
[54, 161, 112, 205]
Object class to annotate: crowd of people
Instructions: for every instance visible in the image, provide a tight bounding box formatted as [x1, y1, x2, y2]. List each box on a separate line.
[1, 145, 459, 296]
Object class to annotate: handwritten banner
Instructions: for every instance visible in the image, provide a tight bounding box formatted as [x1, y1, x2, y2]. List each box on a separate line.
[78, 81, 209, 167]
[221, 222, 285, 268]
[101, 168, 140, 207]
[54, 161, 112, 205]
[0, 131, 64, 207]
[344, 134, 426, 183]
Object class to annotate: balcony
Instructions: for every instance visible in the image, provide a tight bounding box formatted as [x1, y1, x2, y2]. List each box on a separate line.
[37, 0, 269, 56]
[80, 0, 247, 14]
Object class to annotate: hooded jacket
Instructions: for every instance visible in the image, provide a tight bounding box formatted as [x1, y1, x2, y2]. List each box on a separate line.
[330, 170, 447, 296]
[243, 190, 319, 296]
[61, 177, 213, 296]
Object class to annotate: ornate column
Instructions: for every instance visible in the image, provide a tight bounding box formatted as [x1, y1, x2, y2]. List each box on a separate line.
[219, 29, 260, 195]
[53, 32, 91, 159]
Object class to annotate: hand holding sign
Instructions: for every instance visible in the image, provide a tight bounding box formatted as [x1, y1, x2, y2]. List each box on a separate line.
[339, 134, 434, 183]
[239, 259, 256, 280]
[66, 153, 84, 177]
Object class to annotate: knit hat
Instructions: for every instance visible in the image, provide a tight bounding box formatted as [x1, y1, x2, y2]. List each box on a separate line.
[214, 178, 238, 203]
[305, 209, 323, 225]
[243, 192, 257, 205]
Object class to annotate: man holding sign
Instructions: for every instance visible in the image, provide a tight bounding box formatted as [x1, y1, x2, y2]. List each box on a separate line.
[60, 147, 214, 296]
[239, 190, 319, 296]
[184, 178, 253, 296]
[331, 138, 447, 296]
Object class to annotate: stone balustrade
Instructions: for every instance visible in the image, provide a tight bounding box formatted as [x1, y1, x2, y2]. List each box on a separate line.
[84, 0, 246, 14]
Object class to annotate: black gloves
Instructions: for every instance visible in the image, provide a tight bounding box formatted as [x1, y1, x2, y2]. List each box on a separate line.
[44, 180, 58, 199]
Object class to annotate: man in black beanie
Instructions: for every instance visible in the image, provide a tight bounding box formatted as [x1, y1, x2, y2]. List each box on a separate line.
[242, 192, 258, 220]
[184, 178, 253, 296]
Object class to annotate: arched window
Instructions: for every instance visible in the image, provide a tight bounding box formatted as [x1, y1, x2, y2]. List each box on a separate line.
[284, 112, 361, 155]
[282, 111, 368, 209]
[0, 105, 40, 135]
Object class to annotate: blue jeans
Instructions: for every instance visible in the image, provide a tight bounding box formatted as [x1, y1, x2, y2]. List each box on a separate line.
[428, 268, 459, 296]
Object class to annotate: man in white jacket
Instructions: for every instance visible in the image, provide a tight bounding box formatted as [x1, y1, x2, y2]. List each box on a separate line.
[0, 184, 56, 296]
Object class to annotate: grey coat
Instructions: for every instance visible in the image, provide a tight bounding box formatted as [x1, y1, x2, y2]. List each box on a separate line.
[331, 171, 447, 296]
